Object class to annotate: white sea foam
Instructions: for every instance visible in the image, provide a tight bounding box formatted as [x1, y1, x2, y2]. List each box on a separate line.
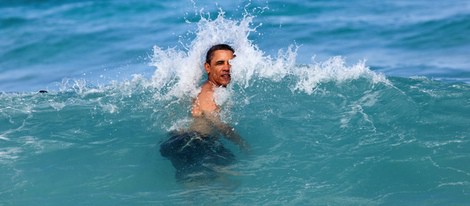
[149, 12, 389, 100]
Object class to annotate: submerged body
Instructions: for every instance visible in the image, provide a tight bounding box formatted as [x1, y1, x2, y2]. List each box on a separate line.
[160, 131, 235, 181]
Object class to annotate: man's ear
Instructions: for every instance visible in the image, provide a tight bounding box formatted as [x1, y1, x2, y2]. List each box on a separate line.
[204, 63, 210, 74]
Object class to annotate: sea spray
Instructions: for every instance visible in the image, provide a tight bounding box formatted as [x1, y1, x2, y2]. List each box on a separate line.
[147, 11, 390, 132]
[292, 57, 390, 95]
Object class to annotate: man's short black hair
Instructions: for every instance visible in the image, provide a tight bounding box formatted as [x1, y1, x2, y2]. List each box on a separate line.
[205, 44, 235, 64]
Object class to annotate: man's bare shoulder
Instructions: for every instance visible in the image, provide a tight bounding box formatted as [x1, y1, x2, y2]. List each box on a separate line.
[197, 82, 214, 102]
[192, 82, 217, 116]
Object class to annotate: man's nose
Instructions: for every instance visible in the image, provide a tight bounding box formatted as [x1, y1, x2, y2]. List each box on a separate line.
[223, 61, 231, 70]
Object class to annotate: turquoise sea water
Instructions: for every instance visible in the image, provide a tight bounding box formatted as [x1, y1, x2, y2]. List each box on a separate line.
[1, 1, 470, 205]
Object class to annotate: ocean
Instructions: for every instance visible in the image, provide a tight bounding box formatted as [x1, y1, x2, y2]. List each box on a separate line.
[1, 0, 470, 205]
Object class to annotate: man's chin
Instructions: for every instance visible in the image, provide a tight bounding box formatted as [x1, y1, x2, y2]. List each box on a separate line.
[220, 82, 230, 87]
[211, 78, 230, 87]
[218, 79, 230, 87]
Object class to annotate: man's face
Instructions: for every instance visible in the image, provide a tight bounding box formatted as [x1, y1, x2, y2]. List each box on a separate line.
[204, 50, 234, 87]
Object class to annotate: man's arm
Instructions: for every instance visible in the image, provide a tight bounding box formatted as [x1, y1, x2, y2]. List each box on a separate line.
[204, 112, 250, 152]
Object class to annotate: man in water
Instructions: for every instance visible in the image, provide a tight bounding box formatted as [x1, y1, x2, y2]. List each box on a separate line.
[160, 44, 249, 181]
[190, 44, 249, 150]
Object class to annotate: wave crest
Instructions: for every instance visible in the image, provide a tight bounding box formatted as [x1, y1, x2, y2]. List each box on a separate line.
[149, 11, 388, 100]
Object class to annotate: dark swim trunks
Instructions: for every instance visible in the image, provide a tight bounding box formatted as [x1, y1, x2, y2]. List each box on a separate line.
[160, 132, 235, 181]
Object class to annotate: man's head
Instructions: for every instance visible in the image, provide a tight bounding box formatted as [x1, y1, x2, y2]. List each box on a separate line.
[204, 44, 235, 87]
